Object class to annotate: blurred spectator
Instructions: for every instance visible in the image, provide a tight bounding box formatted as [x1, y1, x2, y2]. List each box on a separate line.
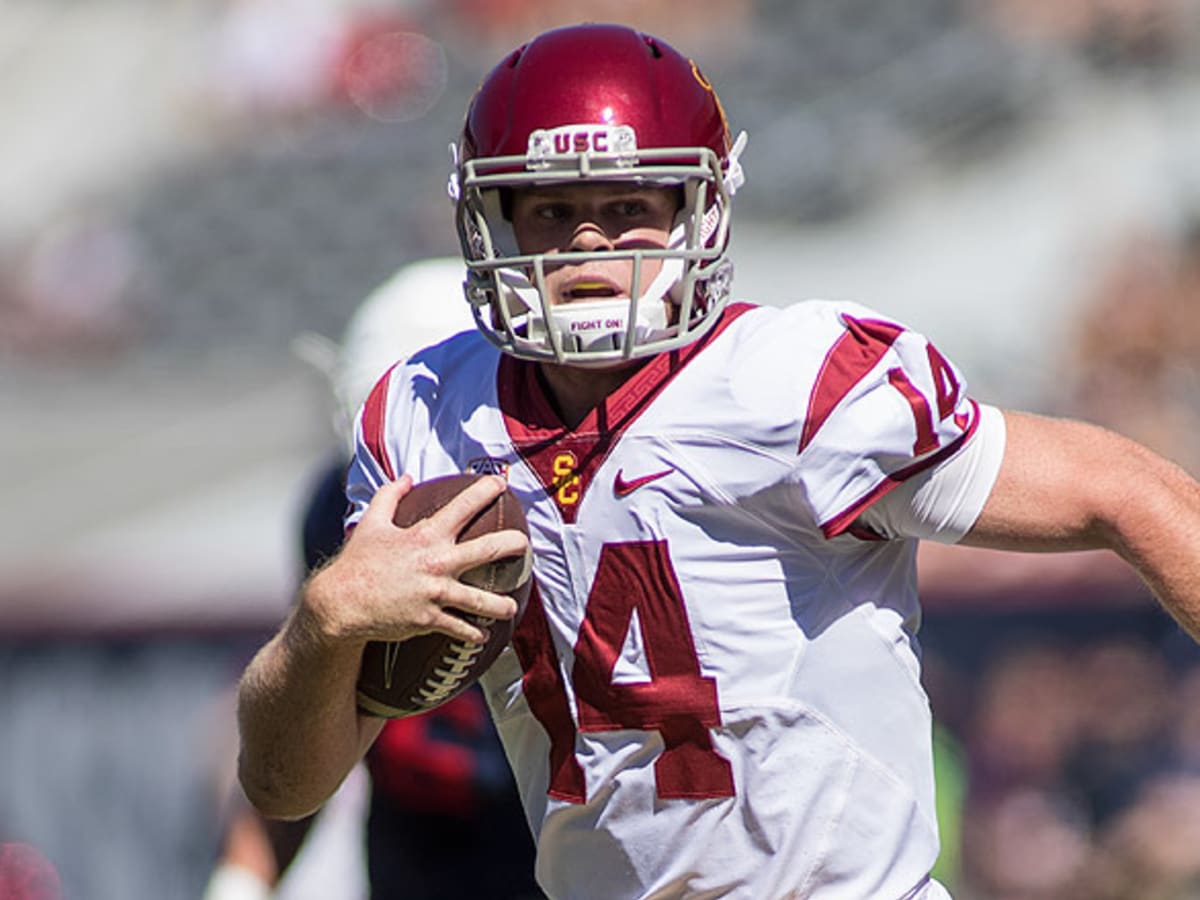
[1081, 772, 1200, 899]
[1063, 219, 1200, 474]
[943, 627, 1200, 898]
[1063, 638, 1174, 828]
[984, 0, 1194, 68]
[966, 643, 1085, 803]
[1166, 664, 1200, 771]
[964, 785, 1092, 899]
[204, 0, 348, 121]
[0, 210, 147, 360]
[434, 0, 753, 58]
[202, 0, 448, 127]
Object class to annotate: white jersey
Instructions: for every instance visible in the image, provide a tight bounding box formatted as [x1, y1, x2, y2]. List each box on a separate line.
[346, 300, 997, 900]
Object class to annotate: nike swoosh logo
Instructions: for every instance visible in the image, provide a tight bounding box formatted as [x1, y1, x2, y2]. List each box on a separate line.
[613, 467, 674, 497]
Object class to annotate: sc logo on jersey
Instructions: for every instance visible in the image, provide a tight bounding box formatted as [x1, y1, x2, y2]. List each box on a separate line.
[552, 452, 581, 506]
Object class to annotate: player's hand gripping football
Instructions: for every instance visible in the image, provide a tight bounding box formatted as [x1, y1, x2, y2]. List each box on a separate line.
[303, 474, 528, 647]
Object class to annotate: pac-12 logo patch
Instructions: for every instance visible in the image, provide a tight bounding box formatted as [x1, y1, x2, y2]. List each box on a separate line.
[466, 456, 509, 478]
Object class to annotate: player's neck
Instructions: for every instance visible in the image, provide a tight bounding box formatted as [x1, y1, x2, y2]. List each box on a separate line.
[535, 360, 645, 430]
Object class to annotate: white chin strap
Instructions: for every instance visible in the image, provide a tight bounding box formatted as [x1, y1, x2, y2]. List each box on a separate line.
[540, 296, 670, 354]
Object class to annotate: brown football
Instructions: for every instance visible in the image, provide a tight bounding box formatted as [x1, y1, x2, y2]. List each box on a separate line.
[355, 473, 532, 718]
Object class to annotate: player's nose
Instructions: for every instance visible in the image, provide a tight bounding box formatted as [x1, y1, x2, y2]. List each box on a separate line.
[568, 221, 616, 253]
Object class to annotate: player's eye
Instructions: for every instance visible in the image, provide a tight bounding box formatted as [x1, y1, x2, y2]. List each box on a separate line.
[611, 199, 648, 217]
[533, 202, 571, 222]
[609, 189, 678, 224]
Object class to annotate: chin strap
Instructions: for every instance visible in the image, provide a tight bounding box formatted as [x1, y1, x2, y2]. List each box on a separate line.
[725, 130, 748, 197]
[446, 142, 462, 201]
[539, 297, 671, 354]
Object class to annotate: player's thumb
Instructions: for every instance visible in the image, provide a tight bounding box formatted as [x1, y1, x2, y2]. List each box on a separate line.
[359, 475, 413, 529]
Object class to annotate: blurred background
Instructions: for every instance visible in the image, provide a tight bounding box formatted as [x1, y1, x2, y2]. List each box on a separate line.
[2, 0, 1200, 897]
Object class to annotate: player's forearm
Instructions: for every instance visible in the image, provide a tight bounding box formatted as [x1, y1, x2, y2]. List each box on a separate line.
[236, 600, 378, 820]
[1099, 442, 1200, 640]
[966, 411, 1200, 638]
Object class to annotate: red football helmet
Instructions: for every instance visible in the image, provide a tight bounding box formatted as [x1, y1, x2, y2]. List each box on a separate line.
[450, 23, 747, 366]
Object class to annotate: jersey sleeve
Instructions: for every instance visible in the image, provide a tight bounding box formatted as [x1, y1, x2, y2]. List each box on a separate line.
[341, 330, 498, 535]
[344, 362, 404, 533]
[856, 402, 1006, 544]
[794, 310, 983, 539]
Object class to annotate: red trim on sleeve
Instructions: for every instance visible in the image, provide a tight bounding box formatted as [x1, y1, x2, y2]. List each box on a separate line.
[799, 316, 904, 454]
[361, 364, 399, 481]
[820, 399, 982, 539]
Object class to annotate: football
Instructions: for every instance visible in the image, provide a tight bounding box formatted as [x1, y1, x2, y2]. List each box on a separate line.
[355, 473, 533, 718]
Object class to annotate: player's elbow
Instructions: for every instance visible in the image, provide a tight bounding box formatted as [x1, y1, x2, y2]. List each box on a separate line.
[1096, 443, 1199, 556]
[237, 755, 326, 821]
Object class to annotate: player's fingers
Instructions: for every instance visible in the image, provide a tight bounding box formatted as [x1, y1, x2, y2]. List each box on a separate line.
[415, 609, 489, 644]
[426, 606, 493, 645]
[432, 474, 509, 535]
[447, 528, 530, 573]
[439, 581, 519, 622]
[357, 475, 414, 529]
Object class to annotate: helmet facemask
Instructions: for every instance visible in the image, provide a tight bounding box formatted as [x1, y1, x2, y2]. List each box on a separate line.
[452, 131, 744, 368]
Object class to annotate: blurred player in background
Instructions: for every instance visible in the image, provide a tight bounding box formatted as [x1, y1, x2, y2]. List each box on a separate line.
[205, 258, 539, 900]
[236, 23, 1200, 900]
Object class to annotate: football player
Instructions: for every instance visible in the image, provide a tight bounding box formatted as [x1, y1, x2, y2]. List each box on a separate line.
[236, 23, 1200, 899]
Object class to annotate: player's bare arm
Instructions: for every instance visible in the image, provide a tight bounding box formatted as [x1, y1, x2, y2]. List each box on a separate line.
[963, 409, 1200, 637]
[237, 474, 526, 820]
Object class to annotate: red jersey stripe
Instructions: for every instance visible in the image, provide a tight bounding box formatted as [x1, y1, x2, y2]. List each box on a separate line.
[799, 316, 904, 454]
[362, 364, 400, 482]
